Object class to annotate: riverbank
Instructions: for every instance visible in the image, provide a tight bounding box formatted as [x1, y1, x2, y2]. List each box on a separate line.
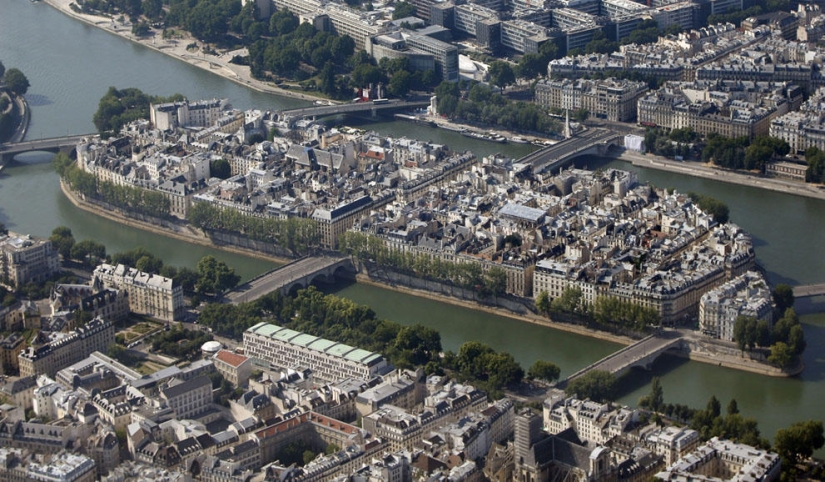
[615, 149, 825, 201]
[59, 179, 293, 266]
[355, 273, 637, 346]
[40, 0, 323, 104]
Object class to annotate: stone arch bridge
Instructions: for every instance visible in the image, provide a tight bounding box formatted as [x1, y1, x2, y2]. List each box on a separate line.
[225, 256, 355, 304]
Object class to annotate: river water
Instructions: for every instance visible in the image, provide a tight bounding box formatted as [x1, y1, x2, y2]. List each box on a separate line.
[2, 0, 823, 447]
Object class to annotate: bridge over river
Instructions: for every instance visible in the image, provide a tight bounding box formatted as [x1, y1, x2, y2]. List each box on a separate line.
[279, 99, 430, 119]
[516, 128, 623, 174]
[793, 283, 825, 298]
[557, 331, 683, 389]
[225, 256, 354, 304]
[0, 134, 93, 163]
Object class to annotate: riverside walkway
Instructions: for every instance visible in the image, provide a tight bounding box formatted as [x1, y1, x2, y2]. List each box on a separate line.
[557, 331, 682, 389]
[225, 256, 353, 304]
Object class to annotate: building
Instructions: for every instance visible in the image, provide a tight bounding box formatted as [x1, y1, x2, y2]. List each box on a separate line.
[637, 81, 794, 140]
[404, 32, 460, 82]
[0, 376, 36, 410]
[0, 334, 25, 376]
[656, 437, 780, 481]
[159, 375, 213, 420]
[312, 196, 375, 249]
[93, 263, 184, 322]
[18, 318, 115, 378]
[243, 322, 390, 383]
[535, 78, 649, 122]
[0, 233, 60, 289]
[765, 160, 808, 181]
[213, 349, 253, 388]
[699, 271, 773, 341]
[0, 449, 97, 482]
[150, 99, 229, 131]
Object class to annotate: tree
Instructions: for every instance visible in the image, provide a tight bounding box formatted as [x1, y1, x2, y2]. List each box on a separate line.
[142, 0, 163, 19]
[392, 1, 416, 19]
[0, 222, 7, 235]
[648, 376, 664, 412]
[210, 159, 231, 179]
[551, 286, 582, 314]
[727, 398, 739, 415]
[706, 395, 721, 418]
[774, 420, 824, 465]
[768, 341, 793, 368]
[772, 284, 794, 315]
[571, 108, 589, 123]
[488, 61, 515, 92]
[388, 70, 413, 98]
[3, 68, 30, 96]
[49, 226, 75, 260]
[536, 291, 551, 314]
[70, 240, 106, 266]
[528, 360, 561, 383]
[196, 255, 241, 296]
[688, 192, 730, 224]
[0, 61, 5, 79]
[565, 370, 617, 402]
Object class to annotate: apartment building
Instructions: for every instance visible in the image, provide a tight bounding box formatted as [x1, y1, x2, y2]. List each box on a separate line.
[150, 99, 229, 131]
[535, 78, 649, 122]
[159, 375, 213, 420]
[699, 271, 773, 341]
[0, 233, 60, 289]
[18, 317, 115, 378]
[212, 349, 253, 388]
[93, 263, 184, 322]
[311, 195, 375, 249]
[243, 322, 390, 383]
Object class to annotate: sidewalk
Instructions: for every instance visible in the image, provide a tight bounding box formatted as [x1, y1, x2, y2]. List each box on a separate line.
[616, 150, 825, 201]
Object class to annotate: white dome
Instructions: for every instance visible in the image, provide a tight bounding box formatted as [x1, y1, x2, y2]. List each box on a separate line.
[201, 341, 222, 354]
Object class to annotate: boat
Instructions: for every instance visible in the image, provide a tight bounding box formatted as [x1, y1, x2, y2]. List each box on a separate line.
[462, 131, 507, 143]
[511, 136, 529, 144]
[440, 124, 467, 133]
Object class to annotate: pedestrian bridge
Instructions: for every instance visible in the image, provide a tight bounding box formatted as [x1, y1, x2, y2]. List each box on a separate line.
[225, 256, 354, 304]
[517, 128, 622, 174]
[793, 283, 825, 299]
[279, 99, 430, 119]
[557, 331, 683, 389]
[0, 134, 93, 163]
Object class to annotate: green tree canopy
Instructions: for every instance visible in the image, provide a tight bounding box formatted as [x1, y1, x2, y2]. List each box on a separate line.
[2, 68, 30, 96]
[565, 370, 617, 402]
[196, 255, 241, 296]
[488, 61, 516, 92]
[49, 226, 76, 260]
[392, 1, 416, 19]
[210, 158, 231, 179]
[528, 360, 561, 383]
[774, 420, 824, 465]
[772, 284, 795, 315]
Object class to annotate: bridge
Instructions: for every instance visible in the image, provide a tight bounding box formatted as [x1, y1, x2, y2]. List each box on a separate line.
[557, 331, 682, 389]
[0, 134, 93, 163]
[793, 284, 825, 299]
[517, 128, 622, 174]
[279, 99, 430, 119]
[225, 256, 355, 304]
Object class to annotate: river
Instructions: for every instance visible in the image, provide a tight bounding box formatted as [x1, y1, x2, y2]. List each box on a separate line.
[1, 0, 823, 448]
